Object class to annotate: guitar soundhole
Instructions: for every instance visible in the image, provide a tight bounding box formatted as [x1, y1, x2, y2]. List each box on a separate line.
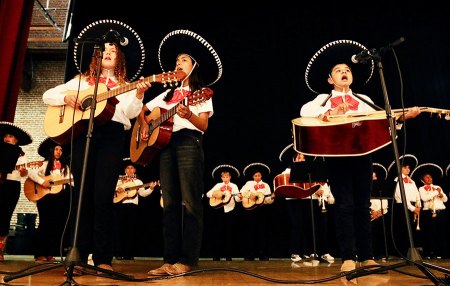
[80, 97, 93, 111]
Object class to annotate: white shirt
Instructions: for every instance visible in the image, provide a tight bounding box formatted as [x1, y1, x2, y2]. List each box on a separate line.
[27, 160, 74, 185]
[7, 155, 28, 181]
[42, 77, 144, 130]
[145, 87, 214, 133]
[237, 180, 274, 205]
[394, 175, 421, 212]
[206, 182, 240, 213]
[419, 184, 447, 211]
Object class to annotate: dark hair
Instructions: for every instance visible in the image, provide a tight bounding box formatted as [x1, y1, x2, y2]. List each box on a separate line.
[44, 145, 69, 177]
[163, 56, 205, 102]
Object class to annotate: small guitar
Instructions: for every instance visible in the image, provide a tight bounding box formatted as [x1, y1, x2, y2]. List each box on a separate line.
[130, 87, 214, 165]
[44, 70, 186, 145]
[292, 107, 450, 157]
[209, 190, 239, 209]
[241, 191, 272, 210]
[113, 181, 158, 203]
[24, 174, 73, 202]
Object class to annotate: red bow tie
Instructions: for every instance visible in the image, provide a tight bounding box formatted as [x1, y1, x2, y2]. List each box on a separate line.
[167, 89, 191, 104]
[221, 185, 232, 192]
[424, 185, 434, 191]
[330, 95, 359, 111]
[403, 177, 412, 184]
[89, 76, 118, 89]
[53, 160, 61, 171]
[254, 183, 265, 190]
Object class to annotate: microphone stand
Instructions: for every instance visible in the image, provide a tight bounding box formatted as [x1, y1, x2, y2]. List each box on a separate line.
[345, 42, 450, 285]
[4, 41, 133, 285]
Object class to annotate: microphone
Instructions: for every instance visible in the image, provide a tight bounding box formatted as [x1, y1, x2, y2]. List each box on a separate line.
[103, 29, 128, 46]
[351, 49, 373, 64]
[351, 37, 406, 64]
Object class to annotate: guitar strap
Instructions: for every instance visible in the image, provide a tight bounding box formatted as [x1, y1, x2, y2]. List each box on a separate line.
[320, 92, 383, 111]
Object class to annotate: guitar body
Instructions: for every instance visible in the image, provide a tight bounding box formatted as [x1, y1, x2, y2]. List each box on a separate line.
[209, 190, 233, 209]
[130, 107, 174, 165]
[23, 174, 66, 202]
[273, 173, 323, 199]
[241, 191, 266, 210]
[113, 181, 138, 203]
[292, 115, 392, 157]
[44, 84, 118, 145]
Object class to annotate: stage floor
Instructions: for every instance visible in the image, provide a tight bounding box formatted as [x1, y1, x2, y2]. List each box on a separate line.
[1, 256, 449, 285]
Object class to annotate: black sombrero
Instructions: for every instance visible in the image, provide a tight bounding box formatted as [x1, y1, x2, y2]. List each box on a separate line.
[0, 121, 32, 146]
[121, 157, 143, 175]
[211, 164, 240, 180]
[38, 137, 69, 159]
[279, 143, 297, 163]
[387, 154, 418, 179]
[242, 162, 271, 178]
[73, 19, 145, 82]
[158, 29, 223, 86]
[411, 163, 444, 183]
[373, 162, 388, 181]
[305, 39, 374, 94]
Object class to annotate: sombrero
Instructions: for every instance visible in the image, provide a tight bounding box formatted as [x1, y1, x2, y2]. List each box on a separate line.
[38, 137, 69, 159]
[73, 19, 145, 82]
[446, 163, 450, 177]
[305, 39, 374, 94]
[211, 164, 240, 180]
[387, 154, 418, 180]
[0, 121, 32, 146]
[243, 162, 271, 178]
[158, 29, 223, 86]
[372, 162, 388, 181]
[411, 163, 444, 184]
[279, 143, 297, 163]
[121, 157, 143, 176]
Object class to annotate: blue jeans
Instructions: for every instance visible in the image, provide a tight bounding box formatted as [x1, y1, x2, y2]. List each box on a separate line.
[160, 129, 204, 266]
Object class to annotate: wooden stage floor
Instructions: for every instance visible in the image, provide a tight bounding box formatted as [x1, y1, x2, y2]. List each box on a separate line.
[1, 255, 450, 285]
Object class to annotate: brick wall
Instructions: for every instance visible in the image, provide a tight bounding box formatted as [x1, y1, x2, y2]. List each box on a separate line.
[11, 55, 67, 228]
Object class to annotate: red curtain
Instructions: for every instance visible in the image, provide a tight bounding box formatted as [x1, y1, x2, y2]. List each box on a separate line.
[0, 0, 34, 121]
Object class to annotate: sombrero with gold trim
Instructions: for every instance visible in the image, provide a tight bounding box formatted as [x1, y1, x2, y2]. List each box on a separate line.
[158, 29, 223, 86]
[73, 19, 145, 82]
[305, 39, 374, 94]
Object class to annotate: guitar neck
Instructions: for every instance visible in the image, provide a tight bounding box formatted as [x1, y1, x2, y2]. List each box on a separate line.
[124, 182, 156, 192]
[391, 107, 450, 118]
[51, 178, 73, 186]
[96, 71, 186, 104]
[15, 161, 43, 170]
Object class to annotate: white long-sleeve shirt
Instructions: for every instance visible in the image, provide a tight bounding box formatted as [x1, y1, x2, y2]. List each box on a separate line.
[115, 177, 153, 205]
[419, 184, 447, 211]
[27, 161, 74, 186]
[206, 182, 240, 213]
[42, 77, 144, 130]
[394, 175, 421, 212]
[238, 180, 274, 205]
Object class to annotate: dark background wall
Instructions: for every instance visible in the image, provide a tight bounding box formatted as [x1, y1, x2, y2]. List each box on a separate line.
[59, 1, 450, 258]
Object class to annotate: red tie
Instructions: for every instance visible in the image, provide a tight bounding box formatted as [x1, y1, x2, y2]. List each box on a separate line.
[53, 160, 61, 171]
[424, 185, 431, 191]
[254, 184, 265, 190]
[403, 177, 412, 184]
[167, 89, 191, 104]
[221, 185, 232, 192]
[330, 95, 359, 110]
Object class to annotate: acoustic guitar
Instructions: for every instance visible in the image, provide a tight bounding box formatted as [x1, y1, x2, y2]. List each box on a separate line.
[130, 87, 214, 165]
[113, 181, 158, 203]
[241, 191, 271, 210]
[209, 190, 239, 209]
[24, 174, 73, 202]
[0, 161, 43, 185]
[44, 70, 186, 145]
[292, 107, 450, 157]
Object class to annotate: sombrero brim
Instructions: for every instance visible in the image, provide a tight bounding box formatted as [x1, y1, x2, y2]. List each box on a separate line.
[373, 162, 388, 181]
[411, 163, 444, 183]
[122, 157, 144, 175]
[38, 137, 68, 159]
[0, 121, 32, 146]
[243, 162, 271, 178]
[279, 143, 296, 163]
[211, 164, 240, 180]
[158, 29, 222, 86]
[73, 19, 145, 82]
[387, 154, 418, 179]
[305, 39, 374, 94]
[446, 164, 450, 177]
